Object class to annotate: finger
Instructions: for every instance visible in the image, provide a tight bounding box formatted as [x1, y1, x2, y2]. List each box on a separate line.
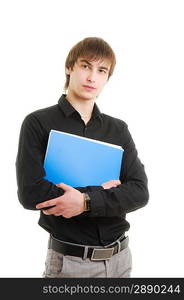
[42, 210, 51, 215]
[114, 180, 121, 183]
[36, 198, 58, 209]
[56, 183, 63, 188]
[113, 180, 121, 185]
[42, 206, 61, 215]
[54, 212, 63, 216]
[57, 183, 73, 191]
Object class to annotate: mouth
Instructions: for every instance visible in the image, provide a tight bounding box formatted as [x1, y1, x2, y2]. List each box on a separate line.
[82, 85, 96, 90]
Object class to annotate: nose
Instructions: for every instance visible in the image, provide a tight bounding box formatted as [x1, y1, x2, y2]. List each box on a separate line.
[87, 70, 96, 83]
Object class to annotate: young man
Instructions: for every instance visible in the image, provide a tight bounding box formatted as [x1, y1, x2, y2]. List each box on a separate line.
[16, 37, 149, 278]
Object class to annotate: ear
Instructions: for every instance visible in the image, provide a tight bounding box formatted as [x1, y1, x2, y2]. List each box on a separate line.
[65, 67, 71, 75]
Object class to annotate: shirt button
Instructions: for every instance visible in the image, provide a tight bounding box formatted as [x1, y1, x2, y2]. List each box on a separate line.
[84, 127, 87, 135]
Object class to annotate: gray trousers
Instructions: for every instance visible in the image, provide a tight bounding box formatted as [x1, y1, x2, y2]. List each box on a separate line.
[43, 240, 132, 278]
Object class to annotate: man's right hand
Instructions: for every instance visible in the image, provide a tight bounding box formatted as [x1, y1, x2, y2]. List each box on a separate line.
[101, 179, 121, 189]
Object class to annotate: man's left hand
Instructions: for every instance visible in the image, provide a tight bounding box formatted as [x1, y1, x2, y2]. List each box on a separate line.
[36, 183, 84, 218]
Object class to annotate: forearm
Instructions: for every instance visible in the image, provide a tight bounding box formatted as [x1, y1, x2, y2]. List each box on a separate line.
[88, 178, 149, 217]
[16, 171, 63, 210]
[16, 173, 103, 211]
[86, 160, 149, 217]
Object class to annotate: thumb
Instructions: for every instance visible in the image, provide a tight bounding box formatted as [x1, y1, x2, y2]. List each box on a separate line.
[56, 182, 73, 190]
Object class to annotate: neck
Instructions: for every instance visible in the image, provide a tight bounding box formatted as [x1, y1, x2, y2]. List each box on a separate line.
[66, 91, 95, 119]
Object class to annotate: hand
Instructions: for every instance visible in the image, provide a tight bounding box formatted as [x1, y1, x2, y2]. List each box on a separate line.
[101, 179, 121, 189]
[36, 183, 84, 218]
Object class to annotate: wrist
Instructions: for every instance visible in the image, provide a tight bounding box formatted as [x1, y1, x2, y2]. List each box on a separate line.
[83, 193, 91, 211]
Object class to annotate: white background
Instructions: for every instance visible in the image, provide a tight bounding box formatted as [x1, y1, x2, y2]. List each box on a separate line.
[0, 0, 183, 277]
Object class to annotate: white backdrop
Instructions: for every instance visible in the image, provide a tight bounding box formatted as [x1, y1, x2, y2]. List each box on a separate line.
[0, 0, 183, 277]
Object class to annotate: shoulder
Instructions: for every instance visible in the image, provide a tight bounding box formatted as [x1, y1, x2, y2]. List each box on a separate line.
[101, 113, 133, 146]
[101, 112, 128, 129]
[28, 104, 59, 119]
[22, 104, 59, 126]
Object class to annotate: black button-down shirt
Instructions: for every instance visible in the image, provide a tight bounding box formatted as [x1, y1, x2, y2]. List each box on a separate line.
[16, 94, 149, 246]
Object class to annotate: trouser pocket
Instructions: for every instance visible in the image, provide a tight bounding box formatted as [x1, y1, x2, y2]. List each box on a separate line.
[43, 249, 64, 278]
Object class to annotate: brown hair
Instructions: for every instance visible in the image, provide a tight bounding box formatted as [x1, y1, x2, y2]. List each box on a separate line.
[64, 37, 116, 91]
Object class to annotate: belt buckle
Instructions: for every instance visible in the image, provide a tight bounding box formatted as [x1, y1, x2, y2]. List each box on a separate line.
[91, 247, 114, 261]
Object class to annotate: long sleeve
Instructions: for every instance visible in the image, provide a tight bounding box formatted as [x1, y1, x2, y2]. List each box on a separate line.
[15, 113, 103, 210]
[87, 123, 149, 217]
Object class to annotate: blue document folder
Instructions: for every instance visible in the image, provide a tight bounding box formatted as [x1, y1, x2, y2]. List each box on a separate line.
[44, 130, 124, 187]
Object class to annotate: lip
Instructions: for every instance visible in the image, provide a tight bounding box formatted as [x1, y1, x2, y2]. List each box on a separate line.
[82, 85, 96, 90]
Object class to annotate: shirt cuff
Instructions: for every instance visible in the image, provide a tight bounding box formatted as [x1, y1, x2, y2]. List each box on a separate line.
[87, 190, 106, 216]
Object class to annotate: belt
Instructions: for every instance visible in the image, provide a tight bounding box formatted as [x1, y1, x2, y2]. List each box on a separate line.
[48, 235, 129, 261]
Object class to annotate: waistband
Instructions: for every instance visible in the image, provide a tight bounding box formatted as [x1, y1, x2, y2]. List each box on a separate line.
[48, 235, 129, 261]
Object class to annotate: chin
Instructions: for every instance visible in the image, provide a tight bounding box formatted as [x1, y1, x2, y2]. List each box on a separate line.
[80, 93, 96, 101]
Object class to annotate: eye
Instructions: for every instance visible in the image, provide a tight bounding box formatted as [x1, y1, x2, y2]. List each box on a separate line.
[82, 64, 89, 69]
[99, 69, 107, 74]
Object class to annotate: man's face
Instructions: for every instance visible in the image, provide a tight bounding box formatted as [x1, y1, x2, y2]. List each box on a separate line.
[66, 57, 111, 101]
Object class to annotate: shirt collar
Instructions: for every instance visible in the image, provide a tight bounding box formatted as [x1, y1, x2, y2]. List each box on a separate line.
[58, 94, 102, 122]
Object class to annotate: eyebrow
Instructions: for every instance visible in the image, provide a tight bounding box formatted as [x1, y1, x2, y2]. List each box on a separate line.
[79, 59, 110, 71]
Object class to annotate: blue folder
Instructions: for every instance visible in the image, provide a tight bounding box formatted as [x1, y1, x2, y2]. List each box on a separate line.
[44, 130, 124, 187]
